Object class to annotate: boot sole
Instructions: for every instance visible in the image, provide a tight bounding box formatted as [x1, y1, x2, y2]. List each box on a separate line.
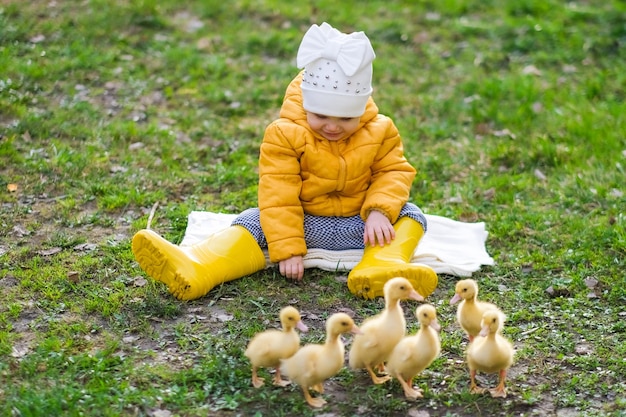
[348, 264, 438, 300]
[132, 231, 192, 300]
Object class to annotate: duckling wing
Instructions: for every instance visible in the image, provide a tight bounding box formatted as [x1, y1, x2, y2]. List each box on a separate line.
[280, 345, 319, 386]
[348, 328, 381, 369]
[391, 338, 415, 363]
[388, 335, 440, 379]
[245, 334, 273, 362]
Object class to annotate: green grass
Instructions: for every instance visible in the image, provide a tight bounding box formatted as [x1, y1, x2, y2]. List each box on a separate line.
[1, 0, 625, 416]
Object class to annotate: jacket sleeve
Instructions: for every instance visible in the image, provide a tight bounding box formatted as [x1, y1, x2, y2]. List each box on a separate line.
[258, 120, 308, 263]
[360, 117, 416, 223]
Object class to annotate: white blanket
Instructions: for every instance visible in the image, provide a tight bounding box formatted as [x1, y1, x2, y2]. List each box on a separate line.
[181, 211, 494, 277]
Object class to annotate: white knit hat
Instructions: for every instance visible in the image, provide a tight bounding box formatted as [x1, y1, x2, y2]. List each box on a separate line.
[296, 22, 376, 118]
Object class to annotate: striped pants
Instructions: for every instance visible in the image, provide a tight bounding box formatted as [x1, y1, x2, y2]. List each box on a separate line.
[231, 202, 426, 251]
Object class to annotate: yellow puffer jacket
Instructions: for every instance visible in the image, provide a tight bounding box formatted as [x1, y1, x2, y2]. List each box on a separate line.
[259, 72, 416, 262]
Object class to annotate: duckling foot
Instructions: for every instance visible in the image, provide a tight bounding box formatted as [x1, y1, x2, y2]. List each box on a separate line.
[403, 383, 423, 400]
[303, 390, 327, 408]
[272, 376, 291, 387]
[403, 387, 424, 400]
[489, 387, 507, 398]
[395, 375, 423, 400]
[251, 376, 265, 388]
[470, 385, 486, 394]
[271, 369, 291, 387]
[375, 363, 387, 375]
[311, 383, 324, 394]
[489, 371, 508, 397]
[366, 366, 391, 384]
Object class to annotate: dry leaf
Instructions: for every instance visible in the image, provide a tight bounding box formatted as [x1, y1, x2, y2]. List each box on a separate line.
[337, 307, 356, 317]
[522, 65, 542, 76]
[493, 129, 516, 139]
[334, 274, 348, 284]
[584, 277, 598, 289]
[129, 142, 144, 151]
[110, 165, 128, 173]
[11, 344, 30, 358]
[38, 247, 62, 256]
[13, 225, 30, 237]
[7, 183, 18, 192]
[133, 276, 148, 287]
[30, 34, 46, 43]
[196, 37, 214, 50]
[74, 243, 97, 251]
[408, 409, 431, 417]
[459, 212, 479, 222]
[575, 343, 593, 355]
[534, 169, 547, 181]
[67, 271, 80, 283]
[123, 335, 140, 344]
[483, 187, 496, 200]
[474, 122, 491, 135]
[215, 312, 233, 322]
[562, 64, 577, 73]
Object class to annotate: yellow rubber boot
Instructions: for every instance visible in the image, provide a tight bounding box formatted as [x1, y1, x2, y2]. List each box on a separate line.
[347, 217, 438, 300]
[132, 225, 266, 300]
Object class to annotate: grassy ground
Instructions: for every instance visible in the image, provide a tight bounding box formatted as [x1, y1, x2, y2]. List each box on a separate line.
[1, 0, 625, 416]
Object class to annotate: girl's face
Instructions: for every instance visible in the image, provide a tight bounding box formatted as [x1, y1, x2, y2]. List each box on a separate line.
[306, 112, 361, 141]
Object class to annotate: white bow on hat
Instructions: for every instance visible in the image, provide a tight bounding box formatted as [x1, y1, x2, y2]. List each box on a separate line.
[296, 22, 376, 77]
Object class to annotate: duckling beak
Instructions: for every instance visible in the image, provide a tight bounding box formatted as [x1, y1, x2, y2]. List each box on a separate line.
[479, 324, 490, 337]
[296, 321, 309, 332]
[430, 319, 441, 332]
[449, 293, 461, 305]
[408, 289, 424, 302]
[350, 325, 363, 335]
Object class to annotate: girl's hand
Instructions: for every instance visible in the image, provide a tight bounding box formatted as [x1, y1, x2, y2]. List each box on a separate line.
[364, 210, 395, 247]
[279, 256, 304, 280]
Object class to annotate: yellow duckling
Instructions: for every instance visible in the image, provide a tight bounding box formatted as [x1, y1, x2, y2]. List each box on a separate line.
[466, 309, 514, 398]
[245, 306, 308, 388]
[450, 278, 502, 342]
[280, 312, 361, 408]
[386, 304, 441, 400]
[349, 277, 424, 384]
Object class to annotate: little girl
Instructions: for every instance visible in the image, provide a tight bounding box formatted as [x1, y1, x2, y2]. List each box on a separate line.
[132, 22, 438, 300]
